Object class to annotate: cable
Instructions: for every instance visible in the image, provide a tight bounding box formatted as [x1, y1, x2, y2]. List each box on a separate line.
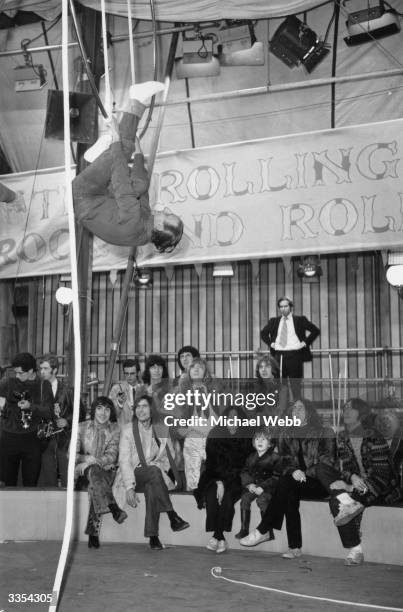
[211, 567, 403, 611]
[48, 1, 82, 610]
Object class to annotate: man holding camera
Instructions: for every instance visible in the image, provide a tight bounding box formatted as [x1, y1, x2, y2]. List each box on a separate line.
[0, 352, 54, 486]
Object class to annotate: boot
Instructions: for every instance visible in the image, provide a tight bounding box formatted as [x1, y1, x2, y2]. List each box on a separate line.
[129, 81, 165, 104]
[108, 502, 128, 524]
[88, 535, 100, 549]
[168, 510, 190, 532]
[235, 509, 251, 539]
[149, 536, 163, 550]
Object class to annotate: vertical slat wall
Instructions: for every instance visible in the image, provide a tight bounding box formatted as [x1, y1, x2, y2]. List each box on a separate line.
[28, 252, 403, 389]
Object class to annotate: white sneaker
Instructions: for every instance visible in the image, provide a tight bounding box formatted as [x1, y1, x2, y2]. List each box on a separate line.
[240, 529, 273, 547]
[344, 550, 364, 566]
[206, 537, 219, 551]
[129, 81, 165, 104]
[216, 540, 228, 554]
[334, 501, 364, 527]
[84, 133, 112, 163]
[282, 548, 302, 559]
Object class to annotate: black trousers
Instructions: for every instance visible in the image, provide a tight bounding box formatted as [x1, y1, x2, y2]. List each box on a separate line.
[205, 479, 242, 536]
[273, 350, 304, 400]
[0, 431, 42, 486]
[134, 465, 173, 537]
[258, 474, 328, 549]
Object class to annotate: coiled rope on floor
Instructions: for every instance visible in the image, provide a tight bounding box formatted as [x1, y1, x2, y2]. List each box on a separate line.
[210, 566, 403, 611]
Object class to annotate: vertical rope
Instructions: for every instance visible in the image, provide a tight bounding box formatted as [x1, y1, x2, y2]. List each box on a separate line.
[49, 1, 82, 609]
[127, 0, 136, 85]
[100, 0, 111, 114]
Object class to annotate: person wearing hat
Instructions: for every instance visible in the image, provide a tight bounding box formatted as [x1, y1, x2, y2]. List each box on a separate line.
[260, 296, 320, 400]
[0, 352, 54, 486]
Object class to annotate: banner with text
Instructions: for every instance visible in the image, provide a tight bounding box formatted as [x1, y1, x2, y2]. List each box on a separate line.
[1, 118, 403, 278]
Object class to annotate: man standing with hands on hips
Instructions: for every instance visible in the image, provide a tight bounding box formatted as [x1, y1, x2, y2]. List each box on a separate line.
[260, 297, 320, 400]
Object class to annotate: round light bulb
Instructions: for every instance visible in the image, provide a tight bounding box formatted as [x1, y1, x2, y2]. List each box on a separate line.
[55, 286, 73, 305]
[386, 264, 403, 287]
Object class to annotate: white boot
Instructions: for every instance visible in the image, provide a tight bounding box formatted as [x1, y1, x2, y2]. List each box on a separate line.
[83, 133, 112, 163]
[129, 81, 165, 104]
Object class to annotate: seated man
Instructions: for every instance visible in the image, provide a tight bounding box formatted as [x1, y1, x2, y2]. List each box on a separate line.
[72, 81, 183, 252]
[115, 394, 189, 550]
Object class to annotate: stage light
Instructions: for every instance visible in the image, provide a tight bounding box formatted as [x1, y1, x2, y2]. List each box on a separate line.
[55, 286, 73, 305]
[213, 263, 234, 277]
[386, 265, 403, 287]
[133, 265, 152, 289]
[175, 30, 220, 78]
[14, 64, 46, 92]
[344, 2, 400, 46]
[14, 40, 47, 92]
[217, 21, 264, 67]
[269, 15, 330, 73]
[297, 256, 322, 280]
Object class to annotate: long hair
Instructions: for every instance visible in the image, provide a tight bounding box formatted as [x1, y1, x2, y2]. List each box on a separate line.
[285, 398, 323, 430]
[255, 354, 279, 379]
[178, 357, 213, 393]
[151, 216, 184, 253]
[133, 394, 155, 422]
[142, 354, 169, 385]
[90, 396, 117, 422]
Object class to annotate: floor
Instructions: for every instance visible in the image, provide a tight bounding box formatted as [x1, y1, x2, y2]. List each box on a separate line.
[1, 541, 403, 612]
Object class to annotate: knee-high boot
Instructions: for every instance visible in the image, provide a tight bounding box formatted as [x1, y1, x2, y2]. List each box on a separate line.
[235, 509, 251, 539]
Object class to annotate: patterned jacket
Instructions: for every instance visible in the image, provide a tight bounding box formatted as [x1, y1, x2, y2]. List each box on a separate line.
[75, 420, 120, 469]
[337, 427, 397, 500]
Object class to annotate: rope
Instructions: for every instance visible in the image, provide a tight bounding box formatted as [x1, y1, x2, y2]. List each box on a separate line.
[127, 0, 136, 86]
[48, 1, 82, 610]
[100, 0, 111, 115]
[210, 567, 403, 611]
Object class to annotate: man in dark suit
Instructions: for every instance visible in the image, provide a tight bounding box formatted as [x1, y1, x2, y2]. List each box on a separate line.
[260, 296, 320, 400]
[38, 354, 85, 487]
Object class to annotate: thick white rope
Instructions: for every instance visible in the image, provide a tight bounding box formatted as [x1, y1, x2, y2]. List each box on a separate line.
[211, 567, 403, 612]
[48, 1, 82, 610]
[100, 0, 111, 114]
[127, 0, 136, 86]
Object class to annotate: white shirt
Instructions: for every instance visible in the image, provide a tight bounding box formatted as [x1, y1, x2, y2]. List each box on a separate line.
[51, 379, 58, 398]
[274, 315, 302, 351]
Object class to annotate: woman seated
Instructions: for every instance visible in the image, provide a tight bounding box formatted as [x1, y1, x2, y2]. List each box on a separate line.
[175, 358, 219, 491]
[316, 398, 401, 566]
[115, 394, 189, 550]
[194, 406, 253, 553]
[75, 396, 127, 549]
[240, 398, 335, 558]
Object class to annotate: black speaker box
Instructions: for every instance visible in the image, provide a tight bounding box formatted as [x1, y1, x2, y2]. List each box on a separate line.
[44, 90, 98, 144]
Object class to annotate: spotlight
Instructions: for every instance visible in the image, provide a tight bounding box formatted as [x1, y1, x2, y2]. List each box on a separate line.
[213, 263, 234, 277]
[14, 64, 46, 92]
[385, 252, 403, 296]
[297, 256, 322, 280]
[217, 21, 264, 66]
[14, 40, 47, 92]
[55, 286, 73, 305]
[133, 265, 152, 289]
[269, 15, 330, 73]
[175, 30, 220, 78]
[344, 2, 400, 46]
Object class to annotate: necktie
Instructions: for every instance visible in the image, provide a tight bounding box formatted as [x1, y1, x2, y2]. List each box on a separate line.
[279, 316, 288, 348]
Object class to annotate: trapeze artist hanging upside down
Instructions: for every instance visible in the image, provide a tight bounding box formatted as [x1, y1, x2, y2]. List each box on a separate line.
[72, 81, 184, 253]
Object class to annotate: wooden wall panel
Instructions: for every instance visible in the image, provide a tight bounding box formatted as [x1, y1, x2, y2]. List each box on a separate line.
[22, 251, 403, 398]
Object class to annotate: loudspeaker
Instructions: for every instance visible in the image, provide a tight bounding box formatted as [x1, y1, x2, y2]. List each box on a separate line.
[44, 90, 98, 143]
